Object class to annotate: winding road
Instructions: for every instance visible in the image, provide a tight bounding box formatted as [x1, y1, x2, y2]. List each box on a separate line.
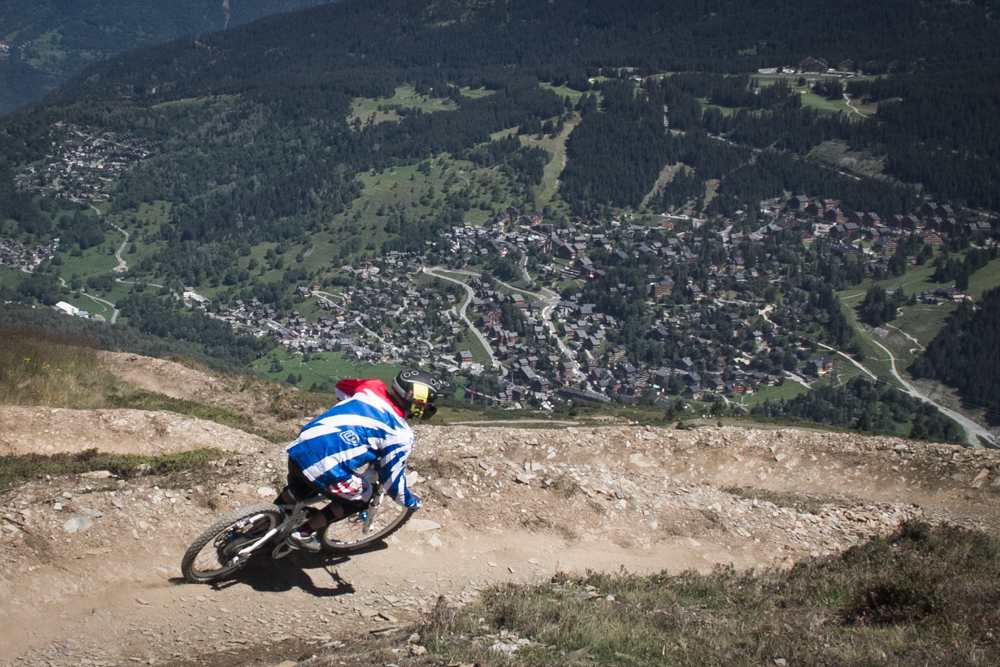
[423, 266, 502, 370]
[109, 221, 131, 274]
[427, 258, 580, 375]
[842, 92, 868, 119]
[58, 277, 121, 324]
[52, 206, 131, 322]
[759, 300, 990, 446]
[869, 337, 995, 448]
[816, 342, 879, 382]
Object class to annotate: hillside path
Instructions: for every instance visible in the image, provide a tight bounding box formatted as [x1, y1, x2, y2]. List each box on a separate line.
[5, 356, 1000, 667]
[869, 338, 995, 448]
[4, 415, 1000, 667]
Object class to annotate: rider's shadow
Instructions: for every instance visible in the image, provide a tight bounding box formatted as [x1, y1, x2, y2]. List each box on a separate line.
[213, 543, 389, 596]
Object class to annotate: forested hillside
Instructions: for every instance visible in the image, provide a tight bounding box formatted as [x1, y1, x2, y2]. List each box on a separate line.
[1, 0, 996, 286]
[48, 0, 1000, 102]
[0, 0, 340, 115]
[910, 289, 1000, 426]
[1, 0, 998, 443]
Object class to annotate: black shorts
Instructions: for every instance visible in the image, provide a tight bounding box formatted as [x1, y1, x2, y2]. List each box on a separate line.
[285, 459, 372, 513]
[286, 458, 327, 501]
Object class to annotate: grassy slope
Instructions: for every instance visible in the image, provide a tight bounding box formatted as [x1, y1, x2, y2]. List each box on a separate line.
[251, 345, 402, 388]
[836, 256, 1000, 387]
[423, 522, 1000, 667]
[736, 380, 808, 408]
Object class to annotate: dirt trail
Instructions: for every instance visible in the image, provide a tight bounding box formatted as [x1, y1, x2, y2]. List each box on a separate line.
[2, 420, 999, 667]
[2, 355, 999, 667]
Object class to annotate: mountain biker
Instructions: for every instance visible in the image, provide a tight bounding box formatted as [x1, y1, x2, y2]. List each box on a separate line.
[280, 369, 453, 552]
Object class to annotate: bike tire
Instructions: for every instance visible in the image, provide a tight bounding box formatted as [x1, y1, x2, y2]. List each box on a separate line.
[181, 503, 283, 584]
[320, 494, 413, 553]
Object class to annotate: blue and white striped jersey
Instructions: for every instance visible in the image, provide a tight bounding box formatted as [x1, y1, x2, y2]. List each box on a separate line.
[285, 384, 418, 508]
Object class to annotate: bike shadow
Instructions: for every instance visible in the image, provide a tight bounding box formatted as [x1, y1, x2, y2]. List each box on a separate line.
[210, 542, 390, 597]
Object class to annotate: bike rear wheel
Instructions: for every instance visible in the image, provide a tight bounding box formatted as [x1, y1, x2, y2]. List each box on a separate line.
[181, 503, 283, 584]
[320, 491, 412, 553]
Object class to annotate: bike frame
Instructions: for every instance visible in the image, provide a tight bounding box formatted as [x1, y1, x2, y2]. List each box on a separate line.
[233, 467, 384, 560]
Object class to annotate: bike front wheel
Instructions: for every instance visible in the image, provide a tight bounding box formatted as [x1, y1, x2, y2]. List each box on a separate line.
[320, 492, 413, 553]
[181, 503, 283, 584]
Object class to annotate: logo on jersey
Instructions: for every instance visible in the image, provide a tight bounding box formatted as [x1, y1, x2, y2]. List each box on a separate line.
[340, 430, 361, 447]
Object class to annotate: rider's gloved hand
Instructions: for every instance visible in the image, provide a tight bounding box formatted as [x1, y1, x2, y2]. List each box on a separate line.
[407, 493, 422, 510]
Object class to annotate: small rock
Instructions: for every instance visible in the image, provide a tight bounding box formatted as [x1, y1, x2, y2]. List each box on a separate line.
[528, 558, 539, 564]
[81, 470, 113, 479]
[427, 534, 444, 548]
[377, 612, 398, 623]
[776, 557, 795, 572]
[407, 519, 441, 532]
[515, 473, 535, 484]
[971, 469, 989, 489]
[63, 516, 94, 533]
[410, 645, 427, 656]
[1, 524, 18, 535]
[92, 608, 113, 623]
[257, 487, 276, 498]
[774, 659, 787, 666]
[136, 598, 150, 606]
[275, 661, 298, 667]
[774, 453, 787, 462]
[628, 453, 658, 468]
[62, 492, 72, 499]
[408, 633, 421, 644]
[53, 502, 62, 511]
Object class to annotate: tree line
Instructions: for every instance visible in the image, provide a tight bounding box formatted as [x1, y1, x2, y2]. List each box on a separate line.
[910, 287, 1000, 425]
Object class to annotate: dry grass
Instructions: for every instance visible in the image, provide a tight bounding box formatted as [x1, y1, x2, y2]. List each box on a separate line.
[419, 522, 1000, 666]
[0, 327, 110, 407]
[0, 327, 285, 441]
[0, 447, 228, 491]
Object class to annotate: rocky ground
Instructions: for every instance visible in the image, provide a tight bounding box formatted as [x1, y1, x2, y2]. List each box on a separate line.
[1, 356, 999, 667]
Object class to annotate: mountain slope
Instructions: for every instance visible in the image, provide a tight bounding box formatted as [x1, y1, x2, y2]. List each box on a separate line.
[0, 0, 341, 115]
[2, 415, 999, 665]
[48, 0, 1000, 103]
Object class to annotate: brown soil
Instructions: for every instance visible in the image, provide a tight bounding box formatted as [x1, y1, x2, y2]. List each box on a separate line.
[97, 351, 308, 438]
[2, 354, 999, 667]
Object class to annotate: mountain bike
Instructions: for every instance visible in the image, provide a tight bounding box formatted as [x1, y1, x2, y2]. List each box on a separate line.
[180, 464, 413, 584]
